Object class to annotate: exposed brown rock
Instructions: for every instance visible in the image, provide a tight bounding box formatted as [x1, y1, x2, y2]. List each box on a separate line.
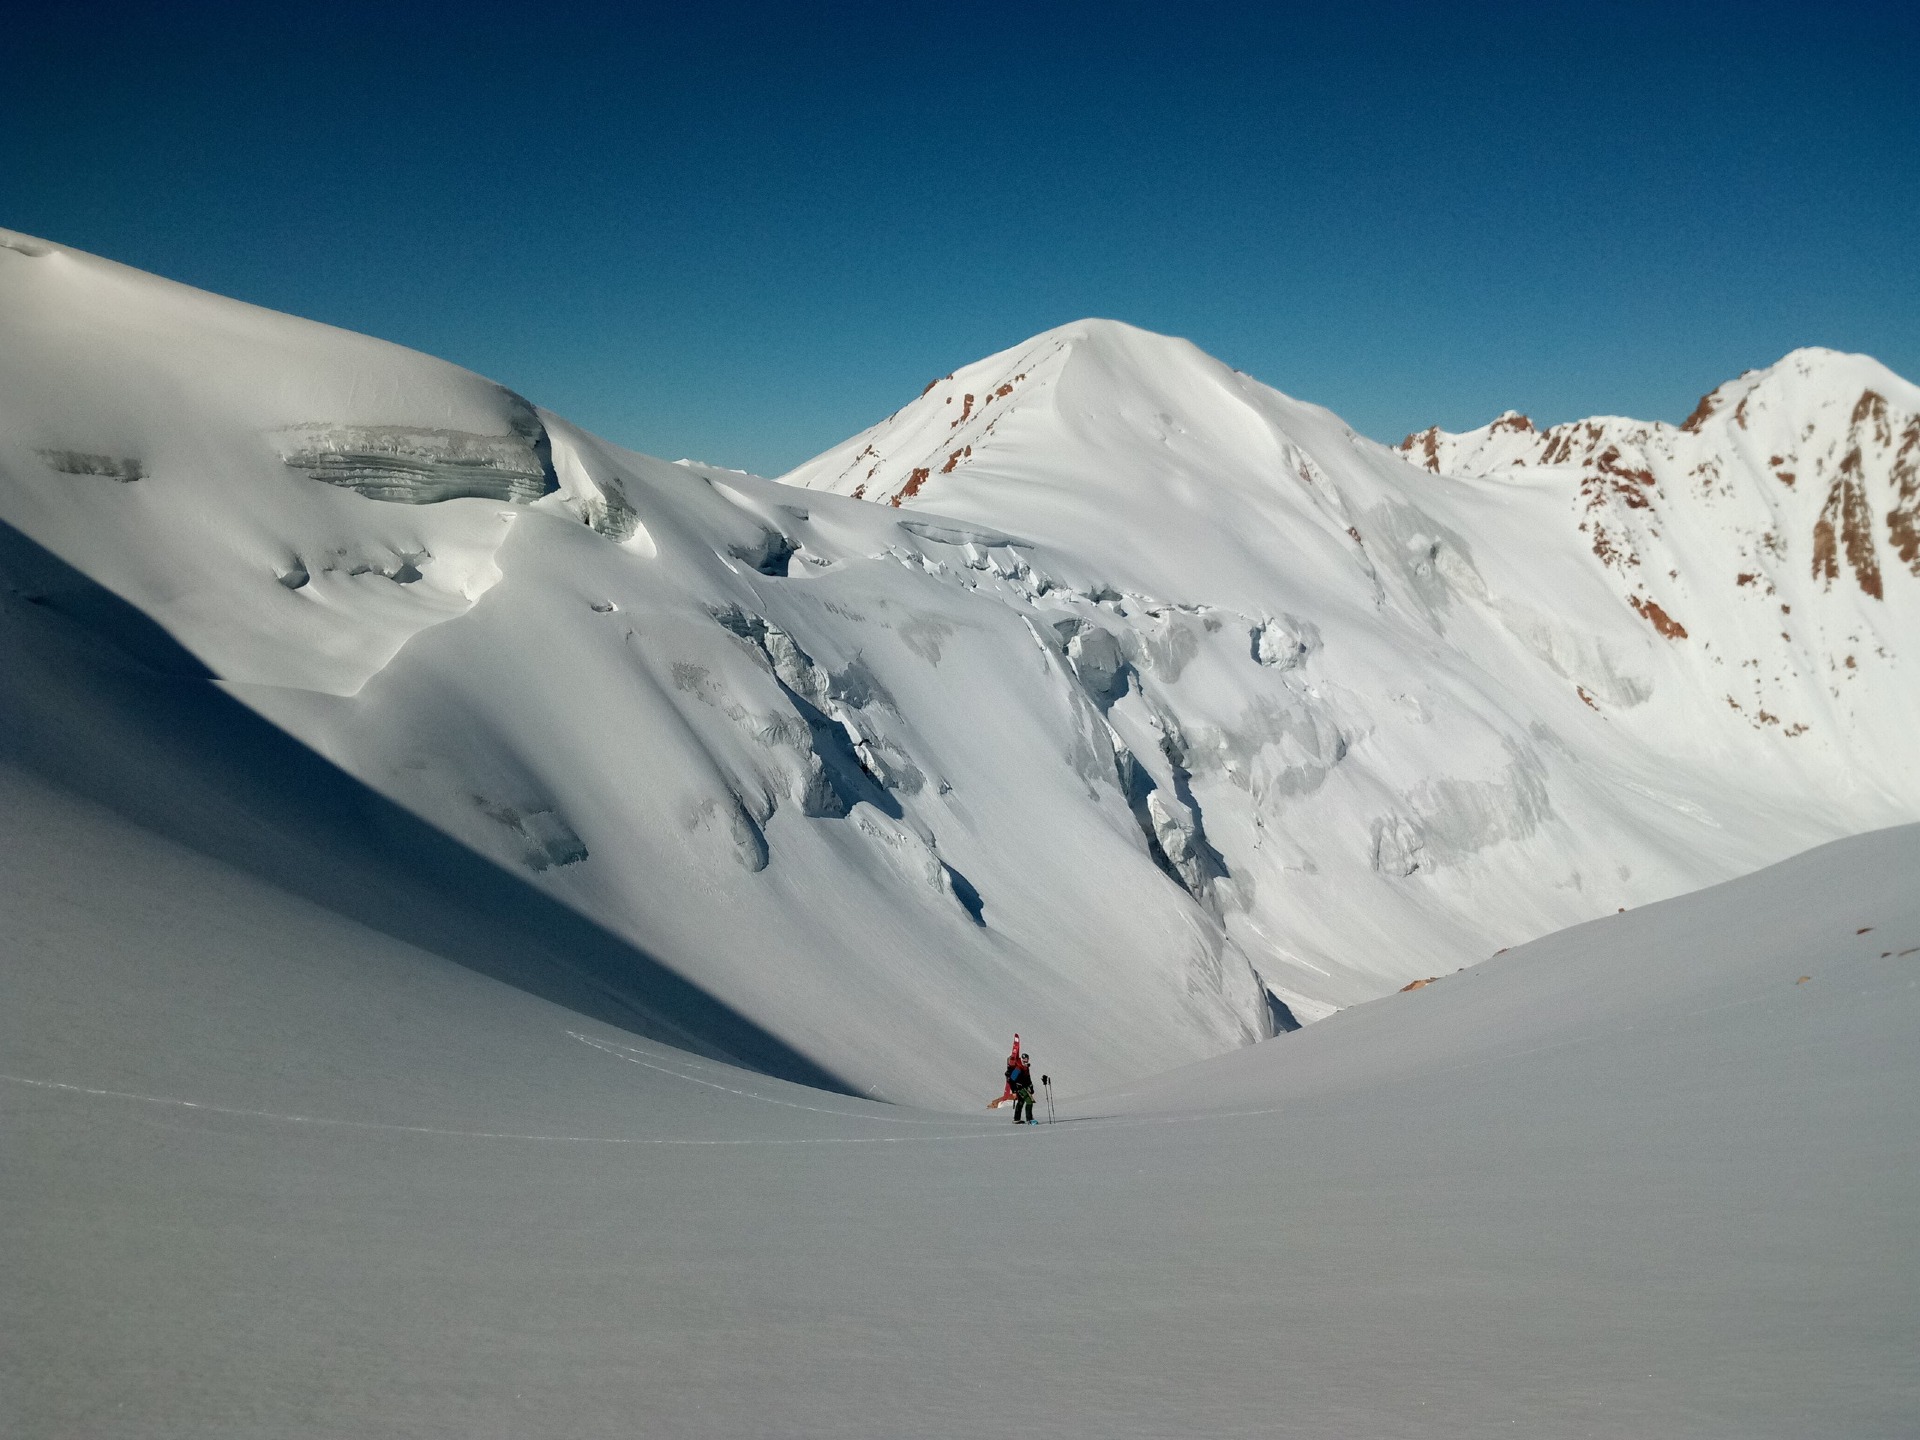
[1491, 412, 1535, 434]
[1809, 520, 1835, 587]
[1629, 595, 1688, 639]
[1681, 389, 1720, 432]
[889, 467, 931, 507]
[1888, 416, 1920, 575]
[1398, 427, 1442, 472]
[1589, 523, 1638, 571]
[1542, 420, 1607, 467]
[1852, 389, 1891, 444]
[1595, 444, 1657, 489]
[1813, 449, 1884, 599]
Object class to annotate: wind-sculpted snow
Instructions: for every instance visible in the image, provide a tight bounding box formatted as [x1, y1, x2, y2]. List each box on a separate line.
[4, 233, 1919, 1105]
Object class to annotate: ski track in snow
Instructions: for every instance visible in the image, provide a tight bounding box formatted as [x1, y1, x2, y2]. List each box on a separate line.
[3, 954, 1889, 1153]
[572, 1032, 1285, 1129]
[0, 1038, 1283, 1147]
[20, 959, 1864, 1149]
[568, 1030, 961, 1123]
[0, 1071, 998, 1147]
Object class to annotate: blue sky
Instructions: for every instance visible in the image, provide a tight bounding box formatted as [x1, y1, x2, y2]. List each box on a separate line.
[7, 1, 1916, 474]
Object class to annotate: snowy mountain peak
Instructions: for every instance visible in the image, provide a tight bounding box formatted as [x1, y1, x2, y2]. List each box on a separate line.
[790, 317, 1918, 836]
[1394, 347, 1920, 608]
[1399, 348, 1920, 476]
[1676, 346, 1918, 437]
[779, 317, 1255, 510]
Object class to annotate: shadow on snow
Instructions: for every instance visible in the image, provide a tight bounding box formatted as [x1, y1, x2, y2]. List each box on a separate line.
[0, 520, 854, 1098]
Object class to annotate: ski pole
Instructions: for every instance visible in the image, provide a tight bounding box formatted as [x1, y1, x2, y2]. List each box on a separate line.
[1042, 1074, 1054, 1124]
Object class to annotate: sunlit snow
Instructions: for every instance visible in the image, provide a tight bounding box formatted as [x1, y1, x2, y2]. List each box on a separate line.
[3, 228, 1916, 1436]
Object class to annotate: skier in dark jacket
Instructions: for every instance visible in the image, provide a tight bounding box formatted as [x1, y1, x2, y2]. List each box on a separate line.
[1009, 1052, 1037, 1124]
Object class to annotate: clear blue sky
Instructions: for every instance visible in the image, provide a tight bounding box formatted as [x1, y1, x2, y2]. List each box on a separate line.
[7, 1, 1915, 474]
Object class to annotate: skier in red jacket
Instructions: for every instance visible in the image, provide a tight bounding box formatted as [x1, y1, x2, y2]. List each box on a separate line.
[988, 1034, 1021, 1109]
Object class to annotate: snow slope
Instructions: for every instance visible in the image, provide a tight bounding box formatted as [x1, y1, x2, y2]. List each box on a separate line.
[785, 320, 1920, 1009]
[6, 732, 1914, 1436]
[0, 232, 1277, 1107]
[3, 227, 1918, 1107]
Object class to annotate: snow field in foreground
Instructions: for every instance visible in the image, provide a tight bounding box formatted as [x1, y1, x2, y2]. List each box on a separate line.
[4, 746, 1914, 1438]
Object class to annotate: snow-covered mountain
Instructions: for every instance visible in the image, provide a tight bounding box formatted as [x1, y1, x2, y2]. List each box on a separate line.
[782, 321, 1920, 979]
[3, 228, 1916, 1107]
[1397, 349, 1919, 753]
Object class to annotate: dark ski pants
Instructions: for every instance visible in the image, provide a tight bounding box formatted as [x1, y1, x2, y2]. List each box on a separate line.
[1014, 1091, 1035, 1123]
